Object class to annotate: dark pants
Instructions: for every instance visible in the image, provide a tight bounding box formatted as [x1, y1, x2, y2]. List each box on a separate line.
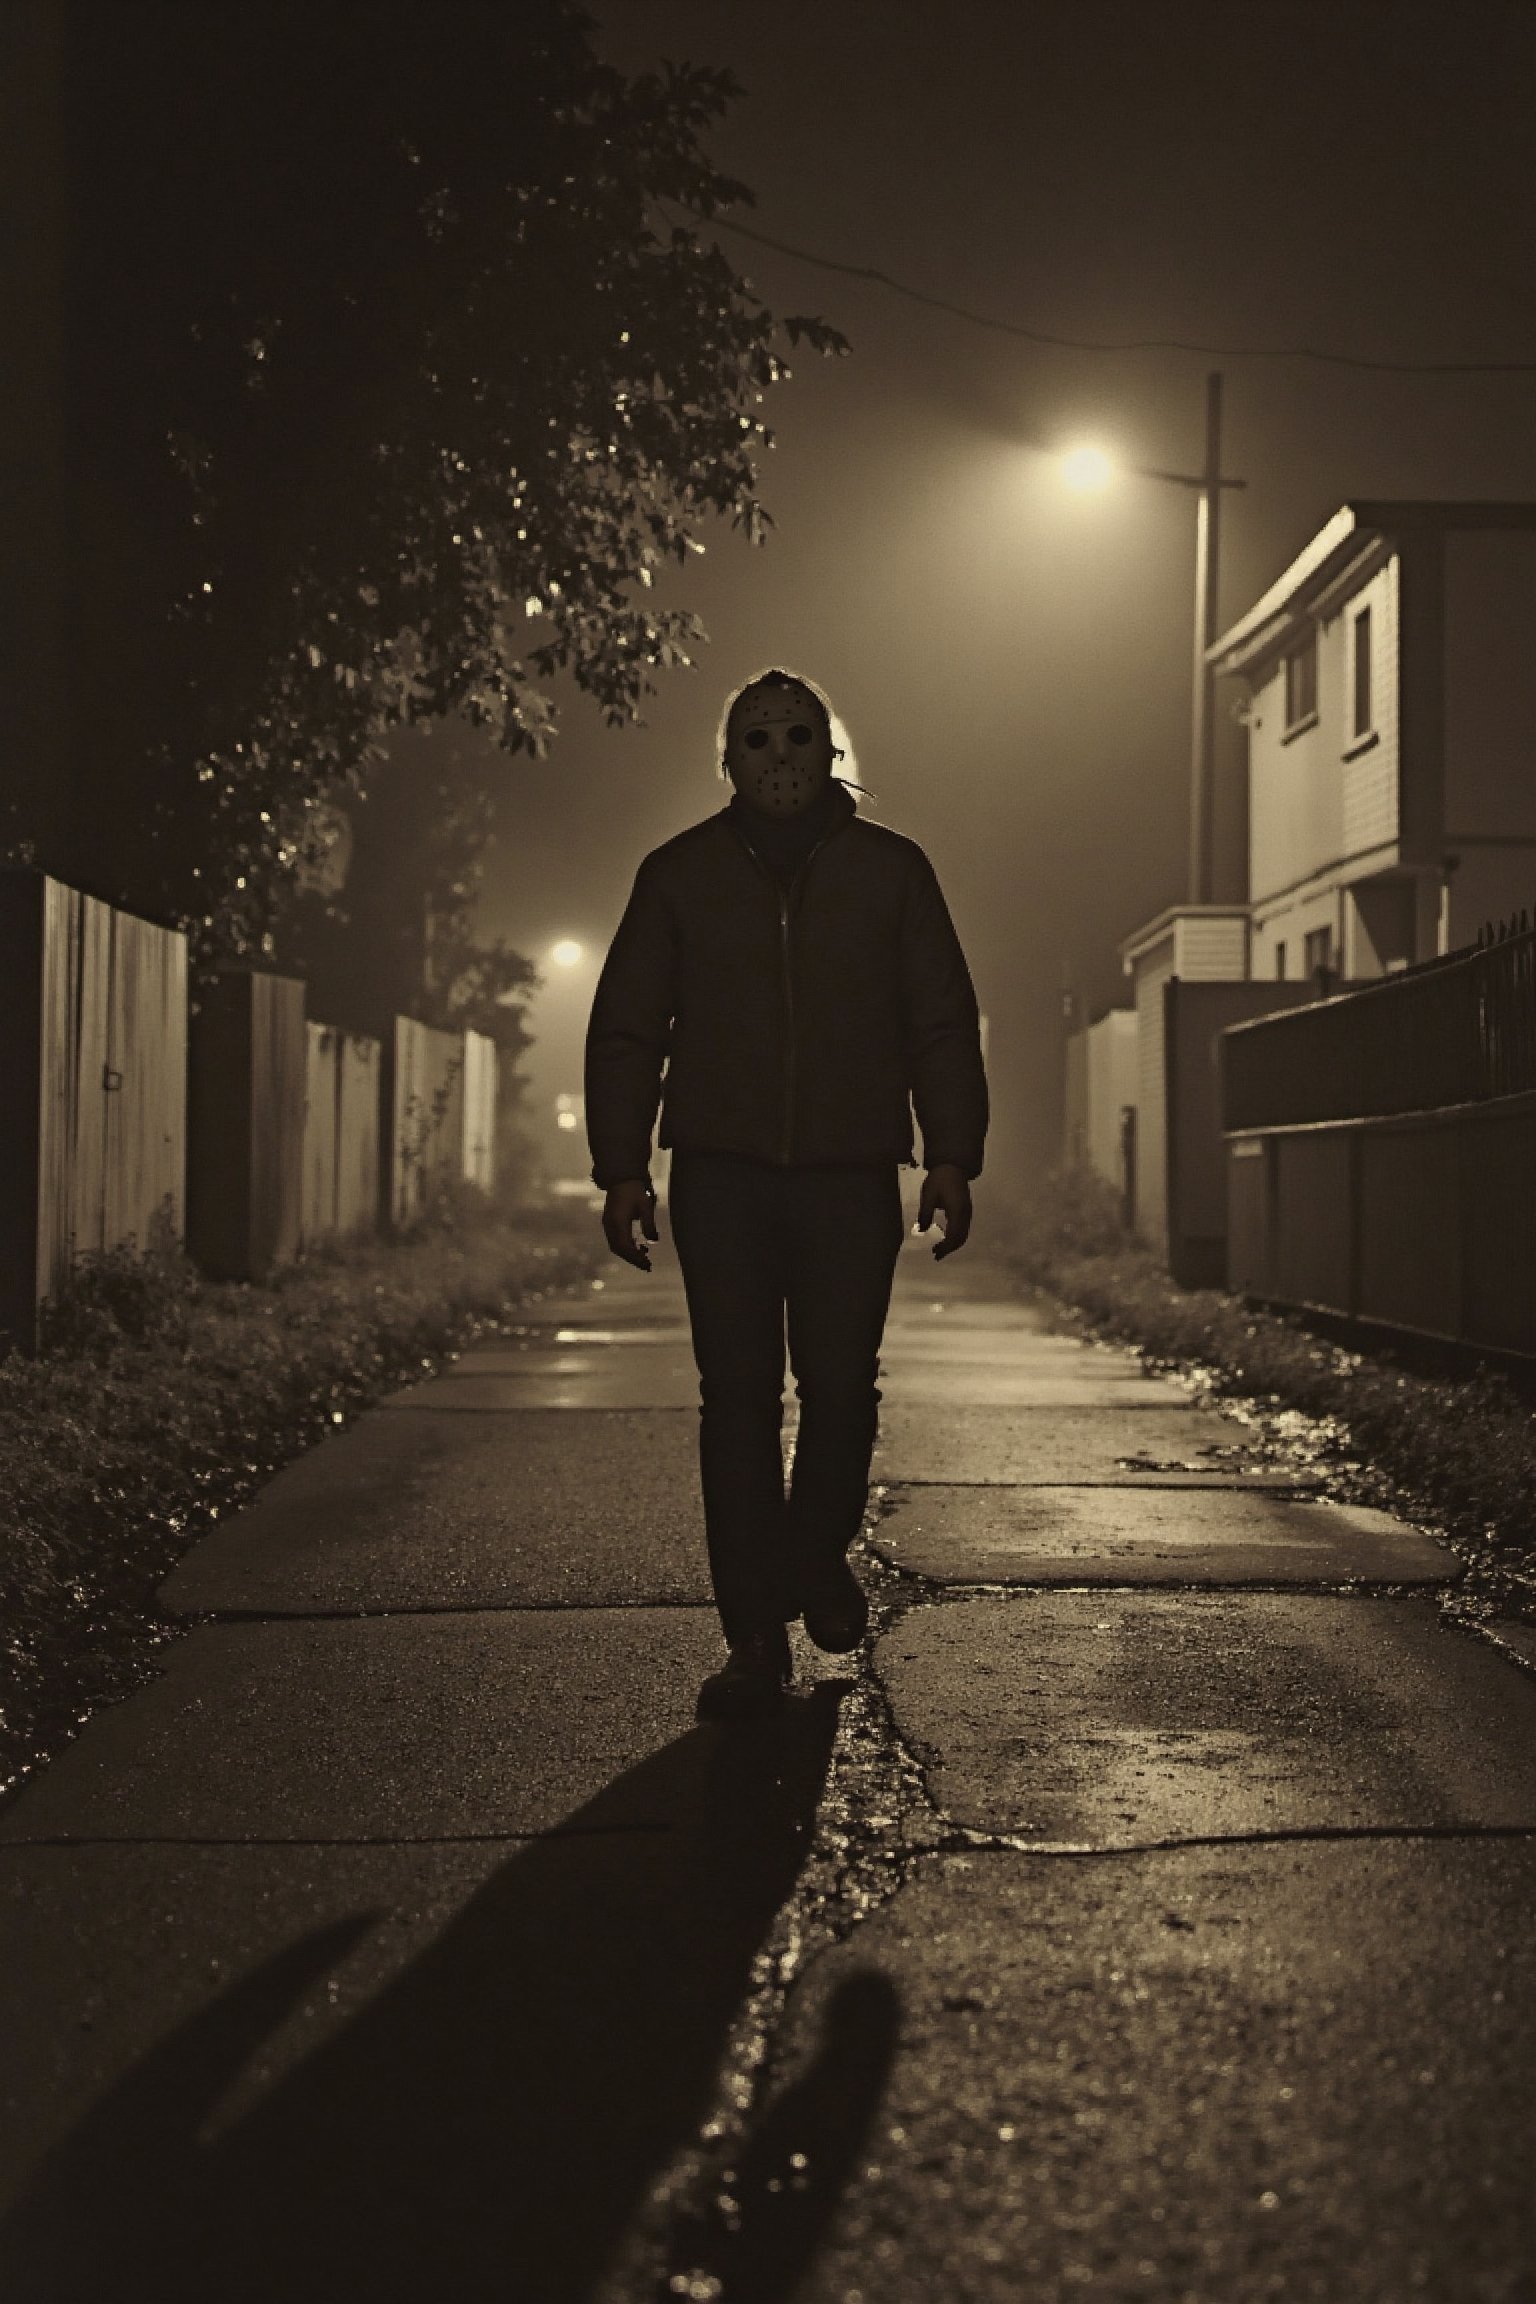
[668, 1151, 906, 1645]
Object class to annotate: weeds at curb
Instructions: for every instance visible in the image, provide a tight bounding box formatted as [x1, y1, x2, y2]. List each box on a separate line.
[1002, 1169, 1536, 1625]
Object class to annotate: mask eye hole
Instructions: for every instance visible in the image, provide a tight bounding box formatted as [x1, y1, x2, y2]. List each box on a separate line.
[743, 728, 769, 750]
[788, 723, 814, 747]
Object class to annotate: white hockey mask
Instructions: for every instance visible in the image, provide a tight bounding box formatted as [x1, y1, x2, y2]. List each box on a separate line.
[724, 683, 835, 816]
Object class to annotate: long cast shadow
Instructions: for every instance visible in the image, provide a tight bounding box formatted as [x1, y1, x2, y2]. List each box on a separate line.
[656, 1968, 902, 2304]
[2, 1687, 843, 2303]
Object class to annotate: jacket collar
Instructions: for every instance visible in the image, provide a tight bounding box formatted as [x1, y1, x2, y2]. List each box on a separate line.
[722, 777, 856, 864]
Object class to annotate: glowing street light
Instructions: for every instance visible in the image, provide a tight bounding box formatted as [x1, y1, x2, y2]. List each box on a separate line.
[549, 937, 585, 969]
[1059, 443, 1116, 494]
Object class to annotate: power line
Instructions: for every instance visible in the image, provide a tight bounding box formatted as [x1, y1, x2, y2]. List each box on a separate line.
[683, 205, 1536, 377]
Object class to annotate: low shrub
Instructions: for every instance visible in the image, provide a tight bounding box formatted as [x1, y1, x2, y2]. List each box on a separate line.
[37, 1238, 201, 1359]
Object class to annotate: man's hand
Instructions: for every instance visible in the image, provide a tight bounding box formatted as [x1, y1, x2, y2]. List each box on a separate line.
[917, 1163, 972, 1260]
[602, 1179, 660, 1271]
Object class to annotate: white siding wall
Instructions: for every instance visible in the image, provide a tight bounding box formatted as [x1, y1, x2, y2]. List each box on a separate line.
[1250, 912, 1284, 980]
[1247, 636, 1343, 908]
[1062, 1030, 1088, 1164]
[1173, 912, 1249, 977]
[1247, 661, 1302, 909]
[461, 1029, 497, 1192]
[1249, 556, 1404, 976]
[1084, 1010, 1136, 1188]
[1340, 556, 1400, 857]
[1254, 887, 1349, 980]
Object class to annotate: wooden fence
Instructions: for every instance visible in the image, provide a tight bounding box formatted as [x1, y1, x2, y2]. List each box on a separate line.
[302, 1024, 382, 1246]
[386, 1016, 460, 1225]
[462, 1028, 497, 1194]
[1223, 920, 1536, 1130]
[1, 871, 504, 1345]
[0, 871, 186, 1347]
[1224, 920, 1536, 1356]
[186, 971, 307, 1281]
[386, 1018, 500, 1224]
[1161, 979, 1336, 1286]
[335, 1032, 384, 1234]
[383, 1019, 498, 1225]
[301, 1025, 339, 1248]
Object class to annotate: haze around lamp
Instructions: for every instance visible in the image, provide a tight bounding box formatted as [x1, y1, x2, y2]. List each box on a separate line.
[1059, 443, 1115, 493]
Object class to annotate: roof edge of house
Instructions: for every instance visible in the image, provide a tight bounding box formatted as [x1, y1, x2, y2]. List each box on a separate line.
[1208, 499, 1536, 672]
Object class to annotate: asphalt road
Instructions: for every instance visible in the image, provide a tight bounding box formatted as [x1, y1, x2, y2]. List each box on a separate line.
[1, 1219, 1534, 2302]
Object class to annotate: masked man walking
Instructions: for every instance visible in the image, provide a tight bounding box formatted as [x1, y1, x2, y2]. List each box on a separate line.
[585, 669, 988, 1720]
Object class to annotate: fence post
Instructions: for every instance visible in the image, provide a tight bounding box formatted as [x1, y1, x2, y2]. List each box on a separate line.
[0, 871, 188, 1348]
[187, 970, 306, 1280]
[0, 873, 49, 1348]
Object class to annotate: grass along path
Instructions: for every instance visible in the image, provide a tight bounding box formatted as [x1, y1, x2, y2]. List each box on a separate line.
[999, 1173, 1536, 1631]
[0, 1196, 603, 1802]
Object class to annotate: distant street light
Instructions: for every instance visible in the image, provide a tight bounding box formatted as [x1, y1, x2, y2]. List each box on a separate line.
[549, 937, 585, 969]
[1060, 373, 1245, 905]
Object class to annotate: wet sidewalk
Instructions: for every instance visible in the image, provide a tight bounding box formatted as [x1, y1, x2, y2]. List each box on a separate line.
[1, 1228, 1535, 2300]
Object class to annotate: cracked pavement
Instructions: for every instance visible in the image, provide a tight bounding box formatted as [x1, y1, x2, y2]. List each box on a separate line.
[1, 1223, 1534, 2301]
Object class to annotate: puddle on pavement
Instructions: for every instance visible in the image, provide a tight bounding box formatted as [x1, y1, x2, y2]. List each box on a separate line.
[1115, 1440, 1317, 1479]
[1114, 1405, 1366, 1492]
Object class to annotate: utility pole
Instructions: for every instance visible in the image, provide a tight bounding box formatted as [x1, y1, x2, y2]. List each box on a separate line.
[1188, 371, 1223, 907]
[1059, 373, 1243, 903]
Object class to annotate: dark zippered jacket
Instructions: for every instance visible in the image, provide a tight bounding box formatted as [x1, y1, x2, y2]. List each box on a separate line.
[584, 784, 989, 1188]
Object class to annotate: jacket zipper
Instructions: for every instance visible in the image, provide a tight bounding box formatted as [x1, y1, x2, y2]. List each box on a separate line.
[779, 887, 794, 1162]
[779, 826, 840, 1164]
[729, 808, 845, 1167]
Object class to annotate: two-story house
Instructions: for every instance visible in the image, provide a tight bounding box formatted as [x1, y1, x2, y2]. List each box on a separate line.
[1210, 501, 1536, 978]
[1107, 499, 1536, 1277]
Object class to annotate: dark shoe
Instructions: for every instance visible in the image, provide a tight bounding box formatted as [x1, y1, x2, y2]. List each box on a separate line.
[800, 1556, 869, 1654]
[697, 1626, 792, 1722]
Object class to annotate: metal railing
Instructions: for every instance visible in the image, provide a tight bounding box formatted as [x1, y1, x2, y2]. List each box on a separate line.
[1223, 913, 1536, 1131]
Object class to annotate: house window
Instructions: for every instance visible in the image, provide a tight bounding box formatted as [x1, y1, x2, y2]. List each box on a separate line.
[1275, 941, 1287, 981]
[1352, 604, 1373, 738]
[1284, 632, 1317, 729]
[1304, 925, 1333, 980]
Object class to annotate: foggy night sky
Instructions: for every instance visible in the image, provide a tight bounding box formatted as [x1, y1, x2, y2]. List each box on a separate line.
[468, 0, 1536, 1181]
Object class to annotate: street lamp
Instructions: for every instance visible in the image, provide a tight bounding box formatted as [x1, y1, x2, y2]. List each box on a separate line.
[1058, 372, 1244, 905]
[549, 937, 585, 969]
[1059, 443, 1115, 494]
